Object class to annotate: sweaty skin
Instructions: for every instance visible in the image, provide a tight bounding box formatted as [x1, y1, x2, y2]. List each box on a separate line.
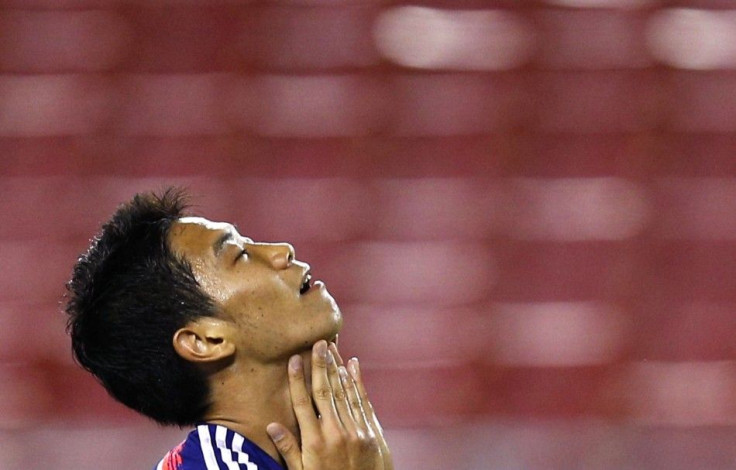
[169, 217, 342, 362]
[267, 341, 394, 470]
[166, 217, 394, 468]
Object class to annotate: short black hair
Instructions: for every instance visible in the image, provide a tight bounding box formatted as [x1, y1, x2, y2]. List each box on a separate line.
[65, 188, 217, 426]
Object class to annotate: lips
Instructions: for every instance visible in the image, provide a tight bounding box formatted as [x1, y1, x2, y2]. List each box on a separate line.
[300, 271, 313, 294]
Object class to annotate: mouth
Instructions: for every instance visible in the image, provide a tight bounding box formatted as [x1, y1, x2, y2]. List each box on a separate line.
[300, 271, 313, 295]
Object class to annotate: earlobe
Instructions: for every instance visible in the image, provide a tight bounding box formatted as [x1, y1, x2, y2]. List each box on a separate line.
[172, 317, 236, 363]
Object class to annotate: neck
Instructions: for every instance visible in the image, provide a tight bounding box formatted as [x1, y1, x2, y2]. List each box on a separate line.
[201, 351, 312, 464]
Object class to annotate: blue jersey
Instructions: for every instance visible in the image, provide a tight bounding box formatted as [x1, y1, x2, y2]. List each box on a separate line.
[154, 423, 283, 470]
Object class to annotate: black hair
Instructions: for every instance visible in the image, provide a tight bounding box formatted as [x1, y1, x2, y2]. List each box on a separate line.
[65, 188, 216, 426]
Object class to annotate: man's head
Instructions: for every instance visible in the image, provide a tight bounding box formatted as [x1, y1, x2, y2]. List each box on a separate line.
[65, 188, 342, 426]
[167, 216, 342, 366]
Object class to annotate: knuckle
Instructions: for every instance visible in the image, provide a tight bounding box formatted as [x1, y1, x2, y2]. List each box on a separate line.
[329, 431, 349, 447]
[363, 440, 379, 454]
[291, 395, 312, 408]
[333, 389, 346, 401]
[289, 370, 305, 383]
[363, 436, 379, 452]
[277, 439, 297, 455]
[309, 439, 326, 452]
[351, 431, 378, 452]
[313, 386, 332, 401]
[302, 440, 326, 457]
[347, 430, 363, 446]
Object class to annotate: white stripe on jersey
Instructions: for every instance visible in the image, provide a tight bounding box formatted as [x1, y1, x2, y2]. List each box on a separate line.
[197, 425, 222, 470]
[215, 425, 241, 470]
[155, 458, 164, 470]
[230, 433, 257, 470]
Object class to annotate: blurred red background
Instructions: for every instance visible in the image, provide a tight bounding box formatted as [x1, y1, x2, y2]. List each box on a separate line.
[2, 0, 736, 468]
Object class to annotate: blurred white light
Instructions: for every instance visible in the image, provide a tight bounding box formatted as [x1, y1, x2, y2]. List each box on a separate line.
[374, 7, 535, 70]
[350, 242, 495, 305]
[7, 425, 190, 469]
[122, 75, 226, 136]
[374, 179, 500, 239]
[491, 302, 626, 366]
[238, 178, 368, 241]
[257, 76, 380, 137]
[0, 75, 109, 136]
[343, 305, 486, 365]
[626, 361, 736, 425]
[511, 178, 650, 241]
[647, 9, 736, 70]
[544, 0, 653, 7]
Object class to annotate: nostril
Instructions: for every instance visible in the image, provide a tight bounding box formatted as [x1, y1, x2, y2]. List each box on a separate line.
[270, 248, 293, 269]
[272, 253, 287, 268]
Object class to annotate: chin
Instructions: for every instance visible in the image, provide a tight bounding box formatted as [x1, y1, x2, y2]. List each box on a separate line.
[330, 311, 343, 340]
[309, 303, 342, 346]
[317, 321, 341, 347]
[320, 321, 341, 343]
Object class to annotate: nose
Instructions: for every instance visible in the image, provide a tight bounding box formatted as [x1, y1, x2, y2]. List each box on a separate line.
[250, 242, 294, 270]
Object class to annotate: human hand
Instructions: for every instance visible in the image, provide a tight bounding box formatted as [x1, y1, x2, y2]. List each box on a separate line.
[329, 342, 393, 470]
[266, 340, 393, 470]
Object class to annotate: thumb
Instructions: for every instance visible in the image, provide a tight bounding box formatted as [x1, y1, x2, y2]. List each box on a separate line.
[267, 422, 303, 470]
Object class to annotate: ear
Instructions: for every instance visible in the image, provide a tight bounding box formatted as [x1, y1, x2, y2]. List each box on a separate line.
[172, 317, 236, 363]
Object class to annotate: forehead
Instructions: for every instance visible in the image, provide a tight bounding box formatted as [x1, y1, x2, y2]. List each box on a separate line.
[168, 216, 235, 258]
[177, 216, 232, 232]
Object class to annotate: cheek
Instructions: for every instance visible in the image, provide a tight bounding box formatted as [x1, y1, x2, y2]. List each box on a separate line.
[190, 262, 241, 305]
[221, 281, 297, 326]
[217, 272, 270, 305]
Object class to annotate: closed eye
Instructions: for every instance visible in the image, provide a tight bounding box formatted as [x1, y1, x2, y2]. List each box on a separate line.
[230, 247, 247, 265]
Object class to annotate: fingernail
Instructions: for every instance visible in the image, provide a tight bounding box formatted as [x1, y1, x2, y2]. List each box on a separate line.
[267, 424, 284, 441]
[315, 340, 327, 359]
[348, 357, 360, 378]
[326, 350, 335, 365]
[338, 366, 348, 383]
[289, 355, 302, 373]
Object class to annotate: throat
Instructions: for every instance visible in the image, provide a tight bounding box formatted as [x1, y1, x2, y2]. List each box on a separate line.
[201, 361, 298, 461]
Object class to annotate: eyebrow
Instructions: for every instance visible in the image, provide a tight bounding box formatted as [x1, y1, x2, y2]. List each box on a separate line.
[213, 230, 235, 257]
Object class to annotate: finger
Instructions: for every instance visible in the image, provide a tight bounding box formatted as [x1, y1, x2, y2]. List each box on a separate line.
[286, 354, 320, 438]
[266, 423, 303, 470]
[341, 365, 370, 431]
[311, 340, 340, 427]
[348, 358, 393, 469]
[331, 365, 357, 434]
[347, 358, 373, 415]
[328, 342, 344, 366]
[348, 358, 386, 436]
